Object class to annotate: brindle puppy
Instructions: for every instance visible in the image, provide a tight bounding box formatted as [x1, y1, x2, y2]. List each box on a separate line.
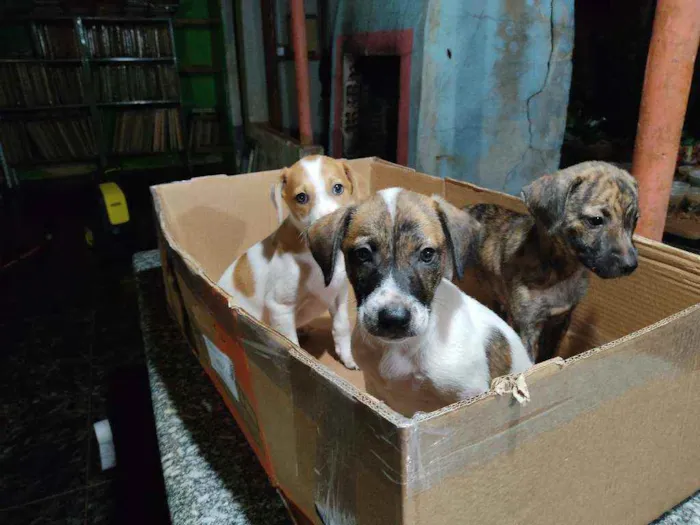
[464, 161, 640, 363]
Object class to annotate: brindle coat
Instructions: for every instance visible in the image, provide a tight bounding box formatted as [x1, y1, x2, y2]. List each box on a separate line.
[465, 161, 640, 363]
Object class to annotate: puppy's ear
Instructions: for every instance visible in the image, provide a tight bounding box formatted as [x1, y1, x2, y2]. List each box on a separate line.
[306, 206, 354, 286]
[434, 196, 481, 280]
[340, 160, 356, 195]
[521, 169, 584, 232]
[270, 170, 287, 225]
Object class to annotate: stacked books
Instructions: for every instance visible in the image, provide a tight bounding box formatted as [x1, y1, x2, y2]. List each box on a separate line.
[112, 108, 183, 153]
[31, 23, 80, 59]
[92, 64, 178, 102]
[0, 117, 96, 164]
[86, 23, 173, 58]
[188, 113, 221, 153]
[0, 64, 84, 107]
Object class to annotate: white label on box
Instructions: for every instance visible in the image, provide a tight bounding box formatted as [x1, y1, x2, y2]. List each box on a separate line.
[204, 337, 239, 401]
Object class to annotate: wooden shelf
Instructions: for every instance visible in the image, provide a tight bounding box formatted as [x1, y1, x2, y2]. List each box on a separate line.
[190, 146, 232, 155]
[0, 104, 89, 113]
[174, 18, 220, 28]
[276, 50, 321, 62]
[0, 15, 174, 23]
[97, 100, 180, 108]
[90, 57, 175, 63]
[0, 12, 234, 182]
[10, 156, 99, 169]
[107, 151, 184, 158]
[82, 17, 173, 24]
[0, 58, 81, 64]
[179, 65, 220, 75]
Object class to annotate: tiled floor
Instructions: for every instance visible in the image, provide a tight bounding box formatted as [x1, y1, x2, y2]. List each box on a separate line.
[0, 181, 165, 524]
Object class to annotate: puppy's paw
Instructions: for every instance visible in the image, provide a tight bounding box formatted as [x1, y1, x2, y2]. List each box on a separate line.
[337, 349, 359, 370]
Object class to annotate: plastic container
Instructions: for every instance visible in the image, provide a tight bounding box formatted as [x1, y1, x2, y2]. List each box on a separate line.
[687, 168, 700, 187]
[670, 181, 690, 211]
[687, 187, 700, 213]
[677, 165, 694, 180]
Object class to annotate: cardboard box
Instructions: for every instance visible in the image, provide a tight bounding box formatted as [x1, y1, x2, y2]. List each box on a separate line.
[152, 158, 700, 525]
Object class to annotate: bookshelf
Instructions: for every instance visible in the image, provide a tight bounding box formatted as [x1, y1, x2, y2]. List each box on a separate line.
[175, 0, 233, 173]
[0, 12, 197, 181]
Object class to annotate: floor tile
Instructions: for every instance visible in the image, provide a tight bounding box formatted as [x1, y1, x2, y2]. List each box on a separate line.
[0, 432, 88, 509]
[86, 482, 116, 524]
[0, 489, 86, 525]
[0, 350, 90, 508]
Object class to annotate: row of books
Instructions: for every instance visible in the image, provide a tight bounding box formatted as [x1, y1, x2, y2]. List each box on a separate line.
[30, 23, 80, 59]
[92, 64, 178, 102]
[0, 117, 96, 164]
[188, 115, 221, 152]
[0, 64, 84, 108]
[86, 23, 173, 58]
[112, 108, 183, 153]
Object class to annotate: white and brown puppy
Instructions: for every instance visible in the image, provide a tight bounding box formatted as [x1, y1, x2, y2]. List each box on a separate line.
[307, 188, 533, 417]
[216, 155, 359, 369]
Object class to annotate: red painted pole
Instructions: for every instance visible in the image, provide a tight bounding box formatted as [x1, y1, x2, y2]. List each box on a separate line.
[290, 0, 313, 146]
[632, 0, 700, 241]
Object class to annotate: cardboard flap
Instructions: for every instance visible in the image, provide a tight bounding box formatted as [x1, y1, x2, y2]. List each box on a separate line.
[400, 303, 700, 525]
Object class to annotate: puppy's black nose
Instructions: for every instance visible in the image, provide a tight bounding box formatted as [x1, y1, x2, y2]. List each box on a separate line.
[377, 306, 411, 332]
[621, 258, 638, 275]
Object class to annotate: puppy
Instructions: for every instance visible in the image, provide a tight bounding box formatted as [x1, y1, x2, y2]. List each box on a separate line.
[307, 188, 532, 417]
[215, 155, 359, 369]
[465, 161, 640, 363]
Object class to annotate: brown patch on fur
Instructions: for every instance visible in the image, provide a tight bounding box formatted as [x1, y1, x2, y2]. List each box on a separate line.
[323, 158, 357, 206]
[394, 191, 445, 265]
[261, 235, 276, 260]
[272, 220, 306, 254]
[233, 253, 255, 297]
[485, 329, 512, 380]
[280, 155, 358, 222]
[257, 214, 307, 262]
[343, 194, 393, 252]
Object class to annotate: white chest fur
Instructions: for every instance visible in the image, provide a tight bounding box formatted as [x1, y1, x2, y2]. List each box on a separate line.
[353, 279, 532, 416]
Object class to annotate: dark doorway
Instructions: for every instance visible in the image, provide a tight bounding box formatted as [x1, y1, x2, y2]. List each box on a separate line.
[341, 55, 400, 162]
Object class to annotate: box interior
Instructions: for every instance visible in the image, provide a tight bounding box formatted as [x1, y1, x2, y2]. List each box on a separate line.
[153, 158, 700, 401]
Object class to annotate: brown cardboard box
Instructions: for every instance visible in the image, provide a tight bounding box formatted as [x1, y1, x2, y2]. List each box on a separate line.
[152, 158, 700, 525]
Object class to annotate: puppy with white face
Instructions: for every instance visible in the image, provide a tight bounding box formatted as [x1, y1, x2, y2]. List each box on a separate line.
[214, 155, 359, 369]
[308, 188, 533, 416]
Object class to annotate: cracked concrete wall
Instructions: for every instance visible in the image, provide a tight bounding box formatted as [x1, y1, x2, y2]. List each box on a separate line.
[328, 0, 574, 195]
[417, 0, 574, 193]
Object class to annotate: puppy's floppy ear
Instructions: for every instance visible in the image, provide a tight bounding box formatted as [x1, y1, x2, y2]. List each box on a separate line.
[433, 196, 482, 280]
[521, 168, 584, 232]
[340, 159, 356, 195]
[270, 169, 287, 225]
[306, 205, 354, 286]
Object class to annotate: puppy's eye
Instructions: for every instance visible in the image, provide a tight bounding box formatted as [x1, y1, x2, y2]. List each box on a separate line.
[332, 183, 344, 195]
[585, 216, 604, 227]
[420, 248, 436, 263]
[354, 247, 372, 263]
[295, 192, 309, 204]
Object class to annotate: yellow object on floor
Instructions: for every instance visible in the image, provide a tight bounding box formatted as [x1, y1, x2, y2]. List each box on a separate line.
[98, 182, 130, 226]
